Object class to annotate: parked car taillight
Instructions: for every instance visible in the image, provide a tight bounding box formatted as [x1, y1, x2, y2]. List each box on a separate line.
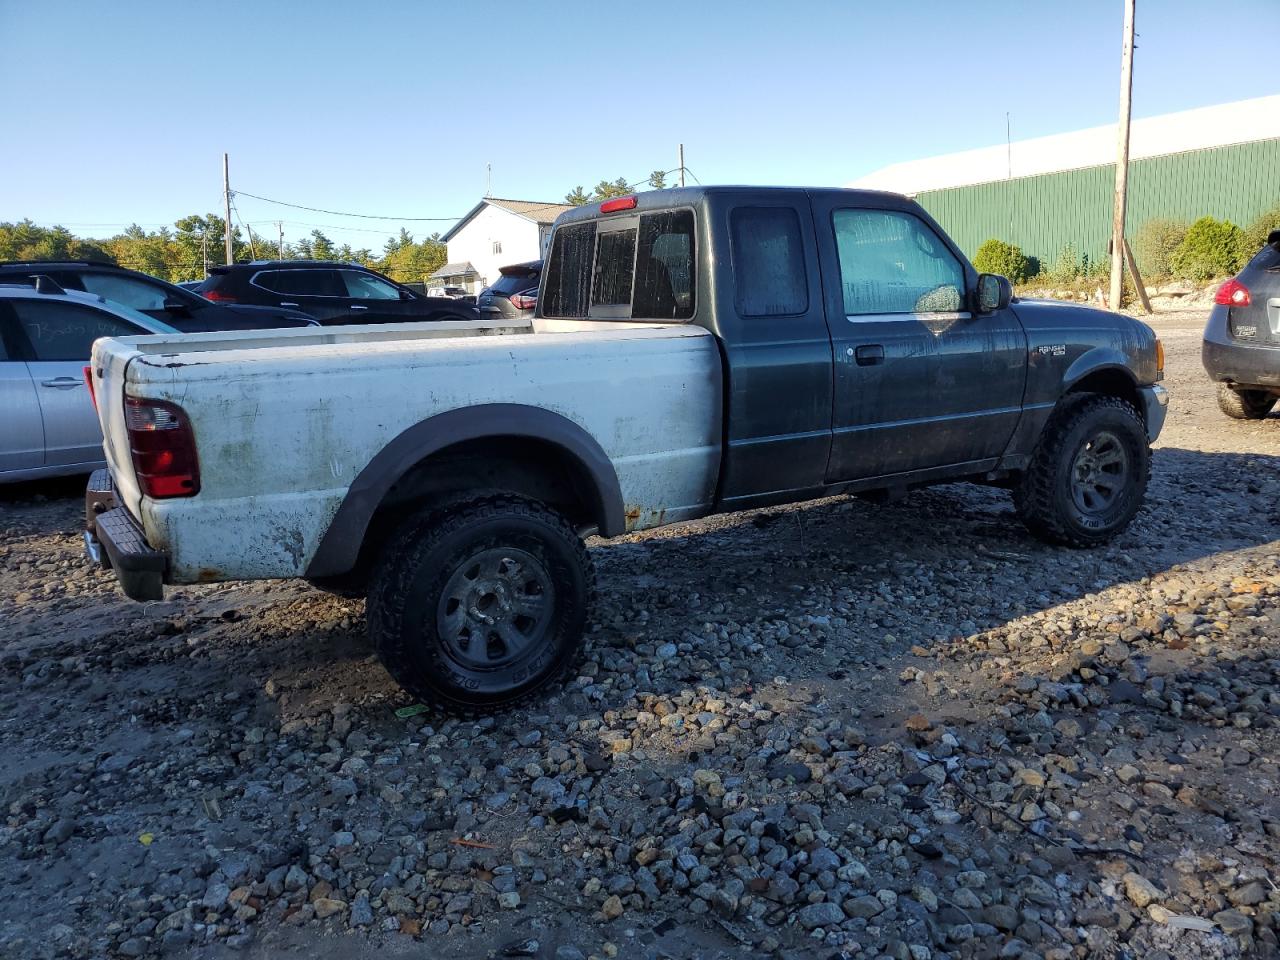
[125, 397, 200, 498]
[510, 292, 537, 311]
[202, 289, 237, 303]
[1215, 278, 1251, 307]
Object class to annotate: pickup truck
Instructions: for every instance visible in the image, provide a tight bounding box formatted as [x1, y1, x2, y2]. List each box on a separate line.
[84, 186, 1168, 714]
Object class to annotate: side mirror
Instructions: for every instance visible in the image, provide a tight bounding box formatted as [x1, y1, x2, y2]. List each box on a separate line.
[400, 289, 414, 301]
[163, 298, 191, 315]
[977, 273, 1012, 313]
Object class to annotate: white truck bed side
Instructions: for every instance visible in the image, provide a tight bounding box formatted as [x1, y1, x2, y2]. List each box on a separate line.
[94, 321, 722, 583]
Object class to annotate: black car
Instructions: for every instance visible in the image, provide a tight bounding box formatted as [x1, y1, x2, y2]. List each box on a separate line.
[0, 261, 317, 333]
[1203, 229, 1280, 420]
[196, 261, 480, 324]
[477, 260, 540, 322]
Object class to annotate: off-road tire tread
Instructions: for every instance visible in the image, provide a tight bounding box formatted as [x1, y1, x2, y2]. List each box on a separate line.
[1014, 394, 1149, 548]
[1216, 383, 1276, 420]
[367, 494, 593, 718]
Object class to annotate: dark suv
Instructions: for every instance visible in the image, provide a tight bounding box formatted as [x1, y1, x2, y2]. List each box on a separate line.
[0, 261, 317, 333]
[197, 261, 480, 325]
[477, 260, 540, 322]
[1203, 229, 1280, 420]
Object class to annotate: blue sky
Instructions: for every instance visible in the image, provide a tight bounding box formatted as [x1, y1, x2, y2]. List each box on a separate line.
[2, 0, 1276, 251]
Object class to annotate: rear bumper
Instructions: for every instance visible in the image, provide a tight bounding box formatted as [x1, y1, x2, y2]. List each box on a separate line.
[1202, 336, 1280, 390]
[1138, 384, 1169, 443]
[84, 468, 167, 601]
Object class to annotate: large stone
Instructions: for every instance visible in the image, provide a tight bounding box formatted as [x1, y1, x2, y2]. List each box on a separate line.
[798, 901, 845, 930]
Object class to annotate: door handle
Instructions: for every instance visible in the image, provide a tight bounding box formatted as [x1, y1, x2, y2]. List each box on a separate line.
[41, 377, 83, 389]
[349, 305, 368, 311]
[280, 301, 299, 308]
[854, 344, 885, 366]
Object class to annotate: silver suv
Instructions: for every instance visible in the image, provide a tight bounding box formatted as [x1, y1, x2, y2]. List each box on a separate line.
[1, 280, 176, 483]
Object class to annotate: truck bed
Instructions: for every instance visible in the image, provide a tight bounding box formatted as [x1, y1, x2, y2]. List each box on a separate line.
[92, 320, 723, 583]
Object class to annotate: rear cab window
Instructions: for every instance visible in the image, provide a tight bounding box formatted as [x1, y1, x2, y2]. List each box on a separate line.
[542, 209, 695, 321]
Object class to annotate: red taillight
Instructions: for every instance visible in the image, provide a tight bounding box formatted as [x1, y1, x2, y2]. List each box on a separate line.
[83, 365, 98, 411]
[1215, 278, 1251, 307]
[510, 293, 537, 310]
[600, 196, 637, 213]
[124, 397, 200, 498]
[202, 288, 236, 303]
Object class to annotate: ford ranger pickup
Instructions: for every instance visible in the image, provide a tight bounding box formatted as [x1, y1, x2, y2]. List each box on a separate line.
[83, 187, 1168, 713]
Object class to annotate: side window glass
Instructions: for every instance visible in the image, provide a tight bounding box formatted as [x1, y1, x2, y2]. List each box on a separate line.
[591, 229, 637, 311]
[542, 223, 596, 318]
[79, 273, 169, 310]
[833, 209, 965, 316]
[342, 271, 400, 300]
[730, 207, 808, 317]
[11, 300, 141, 360]
[634, 210, 695, 320]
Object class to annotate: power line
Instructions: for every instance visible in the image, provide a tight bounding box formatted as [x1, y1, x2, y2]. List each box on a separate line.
[233, 190, 464, 222]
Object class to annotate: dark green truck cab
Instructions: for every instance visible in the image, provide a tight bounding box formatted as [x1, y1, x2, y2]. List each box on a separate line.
[542, 185, 1167, 541]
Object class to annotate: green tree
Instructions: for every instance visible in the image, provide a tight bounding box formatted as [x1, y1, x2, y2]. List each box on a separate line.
[0, 219, 111, 263]
[1169, 216, 1246, 282]
[1132, 218, 1188, 278]
[973, 238, 1031, 283]
[380, 231, 447, 283]
[308, 230, 336, 261]
[647, 170, 667, 190]
[591, 178, 632, 201]
[1242, 203, 1280, 255]
[564, 186, 590, 206]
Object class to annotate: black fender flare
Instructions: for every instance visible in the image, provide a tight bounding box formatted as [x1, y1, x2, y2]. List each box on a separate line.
[306, 403, 624, 577]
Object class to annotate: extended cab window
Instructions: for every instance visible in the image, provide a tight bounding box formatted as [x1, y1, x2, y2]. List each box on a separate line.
[543, 210, 695, 320]
[730, 207, 808, 316]
[833, 209, 965, 316]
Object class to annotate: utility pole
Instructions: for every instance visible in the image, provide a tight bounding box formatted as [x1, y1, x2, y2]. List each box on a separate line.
[1109, 0, 1136, 311]
[222, 152, 234, 265]
[486, 162, 492, 197]
[201, 231, 208, 278]
[277, 221, 284, 259]
[678, 144, 686, 188]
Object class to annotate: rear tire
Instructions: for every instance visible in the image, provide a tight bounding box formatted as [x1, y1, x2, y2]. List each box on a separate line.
[1014, 394, 1150, 547]
[367, 495, 591, 715]
[1216, 383, 1276, 420]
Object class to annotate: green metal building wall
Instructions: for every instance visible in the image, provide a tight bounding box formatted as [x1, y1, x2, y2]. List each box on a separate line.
[914, 138, 1280, 272]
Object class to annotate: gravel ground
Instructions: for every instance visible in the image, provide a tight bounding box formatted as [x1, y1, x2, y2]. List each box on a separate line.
[2, 304, 1279, 960]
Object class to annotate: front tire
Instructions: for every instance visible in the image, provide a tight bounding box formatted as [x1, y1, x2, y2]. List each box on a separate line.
[1014, 395, 1150, 547]
[367, 495, 591, 715]
[1217, 383, 1276, 420]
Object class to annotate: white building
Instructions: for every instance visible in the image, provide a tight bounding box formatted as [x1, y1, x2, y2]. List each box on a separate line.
[437, 197, 576, 294]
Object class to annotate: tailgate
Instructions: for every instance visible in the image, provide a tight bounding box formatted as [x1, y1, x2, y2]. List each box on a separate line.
[90, 337, 144, 519]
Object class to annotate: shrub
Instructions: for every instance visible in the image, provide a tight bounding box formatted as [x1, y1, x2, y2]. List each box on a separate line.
[1132, 218, 1188, 278]
[973, 238, 1030, 283]
[1169, 217, 1247, 282]
[1242, 203, 1280, 256]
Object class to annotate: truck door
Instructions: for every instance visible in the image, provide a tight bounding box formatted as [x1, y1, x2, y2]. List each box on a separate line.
[811, 195, 1025, 481]
[713, 194, 834, 505]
